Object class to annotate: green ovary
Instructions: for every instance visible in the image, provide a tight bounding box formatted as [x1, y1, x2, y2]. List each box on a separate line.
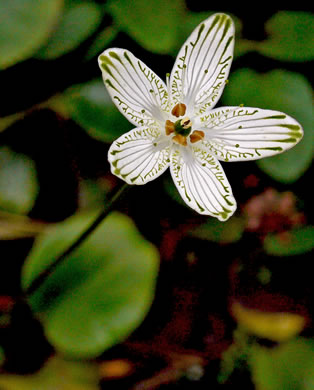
[174, 118, 192, 137]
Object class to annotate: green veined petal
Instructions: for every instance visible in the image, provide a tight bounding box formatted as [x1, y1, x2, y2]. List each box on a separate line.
[170, 147, 236, 221]
[170, 13, 234, 114]
[98, 49, 169, 126]
[108, 127, 171, 185]
[198, 106, 303, 162]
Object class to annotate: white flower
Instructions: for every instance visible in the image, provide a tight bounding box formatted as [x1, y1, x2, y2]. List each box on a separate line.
[98, 13, 303, 221]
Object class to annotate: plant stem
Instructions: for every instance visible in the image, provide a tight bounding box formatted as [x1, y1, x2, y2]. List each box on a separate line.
[25, 182, 129, 297]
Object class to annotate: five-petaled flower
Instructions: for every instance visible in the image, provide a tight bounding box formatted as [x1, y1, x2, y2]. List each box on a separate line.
[98, 13, 303, 221]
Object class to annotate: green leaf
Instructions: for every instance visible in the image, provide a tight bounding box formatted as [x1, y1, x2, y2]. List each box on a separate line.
[63, 80, 131, 143]
[188, 216, 245, 244]
[0, 147, 38, 214]
[22, 211, 159, 358]
[222, 69, 314, 183]
[36, 2, 102, 59]
[85, 25, 118, 61]
[0, 0, 63, 69]
[258, 11, 314, 62]
[264, 226, 314, 257]
[78, 179, 110, 210]
[106, 0, 185, 54]
[0, 355, 100, 390]
[250, 338, 314, 390]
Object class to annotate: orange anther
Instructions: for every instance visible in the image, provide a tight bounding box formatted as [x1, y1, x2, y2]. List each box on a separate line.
[171, 103, 186, 117]
[172, 134, 187, 146]
[190, 130, 205, 143]
[165, 120, 175, 135]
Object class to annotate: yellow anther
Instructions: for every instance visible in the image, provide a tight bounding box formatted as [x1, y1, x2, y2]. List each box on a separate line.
[180, 117, 192, 129]
[171, 103, 186, 117]
[190, 130, 205, 143]
[172, 134, 187, 146]
[165, 120, 175, 135]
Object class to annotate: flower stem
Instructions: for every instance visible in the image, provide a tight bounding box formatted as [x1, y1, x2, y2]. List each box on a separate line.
[25, 183, 129, 297]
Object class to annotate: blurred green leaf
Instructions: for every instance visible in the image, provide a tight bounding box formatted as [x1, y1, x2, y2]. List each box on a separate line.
[0, 0, 63, 69]
[106, 0, 185, 54]
[264, 226, 314, 257]
[222, 69, 314, 183]
[250, 338, 314, 390]
[22, 211, 159, 358]
[0, 147, 38, 214]
[85, 25, 118, 61]
[188, 216, 245, 244]
[218, 327, 253, 383]
[36, 1, 102, 59]
[63, 79, 131, 142]
[258, 11, 314, 62]
[78, 179, 109, 210]
[0, 355, 100, 390]
[234, 39, 257, 59]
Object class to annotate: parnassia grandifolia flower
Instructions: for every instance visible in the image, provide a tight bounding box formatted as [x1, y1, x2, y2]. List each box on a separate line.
[98, 13, 303, 221]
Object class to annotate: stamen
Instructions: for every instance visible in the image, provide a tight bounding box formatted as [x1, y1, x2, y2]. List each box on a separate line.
[165, 120, 175, 135]
[180, 117, 192, 129]
[171, 103, 186, 117]
[172, 134, 187, 146]
[190, 130, 205, 143]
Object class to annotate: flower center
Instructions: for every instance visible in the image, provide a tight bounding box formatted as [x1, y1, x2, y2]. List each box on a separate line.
[174, 117, 192, 136]
[165, 103, 205, 146]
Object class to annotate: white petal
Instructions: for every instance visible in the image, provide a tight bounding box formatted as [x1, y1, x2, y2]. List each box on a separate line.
[170, 13, 234, 114]
[98, 49, 169, 127]
[198, 106, 304, 162]
[170, 146, 236, 221]
[108, 126, 171, 185]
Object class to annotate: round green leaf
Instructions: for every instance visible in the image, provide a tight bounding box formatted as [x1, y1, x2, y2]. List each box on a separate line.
[63, 80, 131, 143]
[36, 2, 102, 59]
[0, 0, 63, 69]
[264, 226, 314, 257]
[0, 147, 38, 214]
[22, 211, 159, 358]
[250, 338, 314, 390]
[222, 69, 314, 183]
[106, 0, 185, 54]
[258, 11, 314, 62]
